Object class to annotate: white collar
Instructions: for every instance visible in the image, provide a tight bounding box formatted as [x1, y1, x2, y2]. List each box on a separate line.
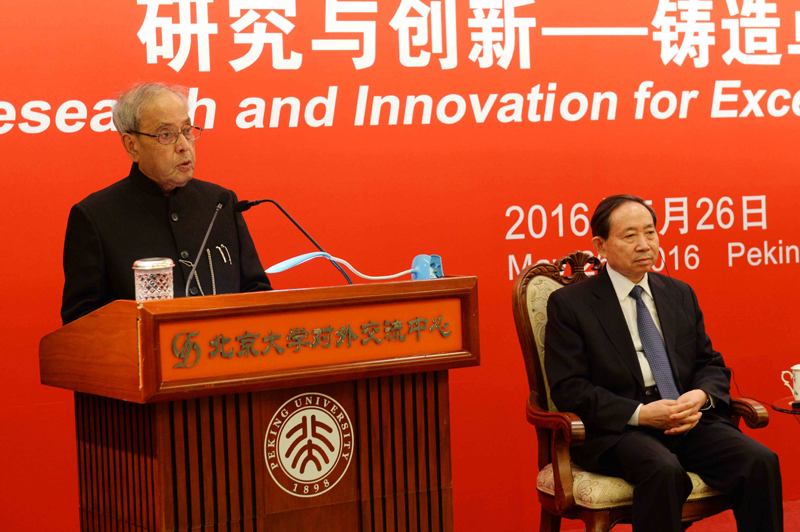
[606, 264, 653, 303]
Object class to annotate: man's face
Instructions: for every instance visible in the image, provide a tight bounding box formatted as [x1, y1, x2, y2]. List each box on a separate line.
[122, 91, 195, 194]
[592, 201, 659, 283]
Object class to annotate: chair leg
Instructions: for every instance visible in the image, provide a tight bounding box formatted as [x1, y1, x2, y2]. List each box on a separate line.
[583, 513, 612, 532]
[539, 509, 561, 532]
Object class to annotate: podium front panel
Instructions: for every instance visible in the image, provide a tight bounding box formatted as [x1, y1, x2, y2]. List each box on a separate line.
[156, 298, 462, 384]
[41, 277, 478, 403]
[74, 371, 453, 532]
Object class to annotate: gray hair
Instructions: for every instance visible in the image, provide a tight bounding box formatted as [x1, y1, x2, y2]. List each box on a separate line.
[112, 82, 189, 135]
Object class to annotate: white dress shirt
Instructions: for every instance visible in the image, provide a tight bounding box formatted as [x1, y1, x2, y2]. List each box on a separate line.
[605, 265, 660, 426]
[605, 265, 712, 426]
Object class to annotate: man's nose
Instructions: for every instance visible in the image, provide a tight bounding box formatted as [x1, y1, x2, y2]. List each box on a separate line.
[175, 133, 192, 151]
[634, 235, 649, 249]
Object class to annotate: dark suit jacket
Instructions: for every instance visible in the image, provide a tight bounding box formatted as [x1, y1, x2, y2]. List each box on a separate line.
[61, 163, 271, 325]
[544, 267, 732, 470]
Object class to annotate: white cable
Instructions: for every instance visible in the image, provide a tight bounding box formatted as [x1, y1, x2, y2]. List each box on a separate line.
[265, 251, 416, 280]
[330, 256, 412, 280]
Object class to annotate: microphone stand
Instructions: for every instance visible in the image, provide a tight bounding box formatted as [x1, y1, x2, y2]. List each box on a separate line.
[236, 199, 352, 284]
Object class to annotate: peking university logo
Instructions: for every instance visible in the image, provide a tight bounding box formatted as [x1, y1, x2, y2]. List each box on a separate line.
[265, 392, 353, 498]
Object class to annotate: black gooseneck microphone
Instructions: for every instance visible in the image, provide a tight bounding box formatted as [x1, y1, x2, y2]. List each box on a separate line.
[185, 192, 229, 297]
[235, 198, 352, 284]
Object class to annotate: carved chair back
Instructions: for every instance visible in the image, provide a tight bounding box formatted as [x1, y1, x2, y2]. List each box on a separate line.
[512, 252, 602, 463]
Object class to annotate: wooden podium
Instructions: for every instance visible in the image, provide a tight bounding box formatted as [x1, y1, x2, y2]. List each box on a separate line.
[40, 277, 479, 532]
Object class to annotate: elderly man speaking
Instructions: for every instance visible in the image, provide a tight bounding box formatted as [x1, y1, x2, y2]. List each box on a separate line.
[61, 82, 271, 325]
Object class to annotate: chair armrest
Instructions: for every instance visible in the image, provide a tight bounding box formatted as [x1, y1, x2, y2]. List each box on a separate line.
[526, 392, 585, 445]
[729, 397, 769, 429]
[526, 392, 586, 513]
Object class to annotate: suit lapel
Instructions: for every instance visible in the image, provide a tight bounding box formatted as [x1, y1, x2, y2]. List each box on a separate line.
[590, 268, 645, 388]
[649, 274, 682, 391]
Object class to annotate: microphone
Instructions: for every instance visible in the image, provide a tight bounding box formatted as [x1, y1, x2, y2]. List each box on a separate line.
[235, 198, 352, 284]
[185, 192, 229, 297]
[234, 199, 256, 213]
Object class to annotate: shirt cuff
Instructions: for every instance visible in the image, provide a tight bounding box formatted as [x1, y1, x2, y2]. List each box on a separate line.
[628, 404, 642, 426]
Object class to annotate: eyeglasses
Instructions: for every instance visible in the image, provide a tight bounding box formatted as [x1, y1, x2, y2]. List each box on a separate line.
[130, 126, 203, 145]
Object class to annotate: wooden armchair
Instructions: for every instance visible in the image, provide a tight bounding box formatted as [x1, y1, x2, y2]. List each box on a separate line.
[511, 251, 769, 532]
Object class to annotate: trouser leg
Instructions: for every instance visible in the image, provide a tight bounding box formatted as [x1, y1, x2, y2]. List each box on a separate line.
[675, 420, 783, 532]
[608, 430, 692, 532]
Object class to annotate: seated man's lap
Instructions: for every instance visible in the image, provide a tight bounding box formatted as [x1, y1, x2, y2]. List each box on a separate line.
[673, 419, 778, 492]
[601, 419, 776, 496]
[607, 428, 691, 488]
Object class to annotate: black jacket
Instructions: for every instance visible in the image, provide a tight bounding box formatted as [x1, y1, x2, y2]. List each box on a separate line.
[61, 163, 271, 324]
[544, 267, 732, 470]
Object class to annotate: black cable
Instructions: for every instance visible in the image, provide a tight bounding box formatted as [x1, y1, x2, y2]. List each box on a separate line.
[730, 367, 800, 419]
[237, 199, 352, 285]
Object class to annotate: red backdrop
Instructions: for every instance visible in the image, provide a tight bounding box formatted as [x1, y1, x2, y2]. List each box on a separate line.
[2, 0, 799, 529]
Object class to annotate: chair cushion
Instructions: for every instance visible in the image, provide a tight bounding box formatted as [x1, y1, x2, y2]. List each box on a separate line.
[536, 463, 723, 510]
[526, 275, 563, 412]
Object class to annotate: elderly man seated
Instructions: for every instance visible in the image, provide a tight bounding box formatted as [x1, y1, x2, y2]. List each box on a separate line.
[545, 194, 783, 532]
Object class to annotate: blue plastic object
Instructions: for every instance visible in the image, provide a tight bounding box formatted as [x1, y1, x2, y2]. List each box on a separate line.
[410, 254, 444, 280]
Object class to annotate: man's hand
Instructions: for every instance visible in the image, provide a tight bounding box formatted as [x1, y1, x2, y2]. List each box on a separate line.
[664, 389, 707, 435]
[638, 400, 685, 431]
[638, 389, 707, 435]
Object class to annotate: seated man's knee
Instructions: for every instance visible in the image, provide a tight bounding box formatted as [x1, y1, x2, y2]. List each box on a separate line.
[724, 438, 782, 492]
[748, 445, 780, 476]
[643, 453, 690, 489]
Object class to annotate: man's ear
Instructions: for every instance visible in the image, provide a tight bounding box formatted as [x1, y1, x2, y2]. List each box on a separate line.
[121, 133, 140, 162]
[592, 236, 606, 257]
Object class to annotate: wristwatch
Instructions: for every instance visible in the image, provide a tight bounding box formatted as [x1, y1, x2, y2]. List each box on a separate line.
[700, 393, 713, 411]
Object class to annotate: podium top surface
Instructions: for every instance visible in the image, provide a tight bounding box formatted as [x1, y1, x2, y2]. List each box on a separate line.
[40, 277, 479, 403]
